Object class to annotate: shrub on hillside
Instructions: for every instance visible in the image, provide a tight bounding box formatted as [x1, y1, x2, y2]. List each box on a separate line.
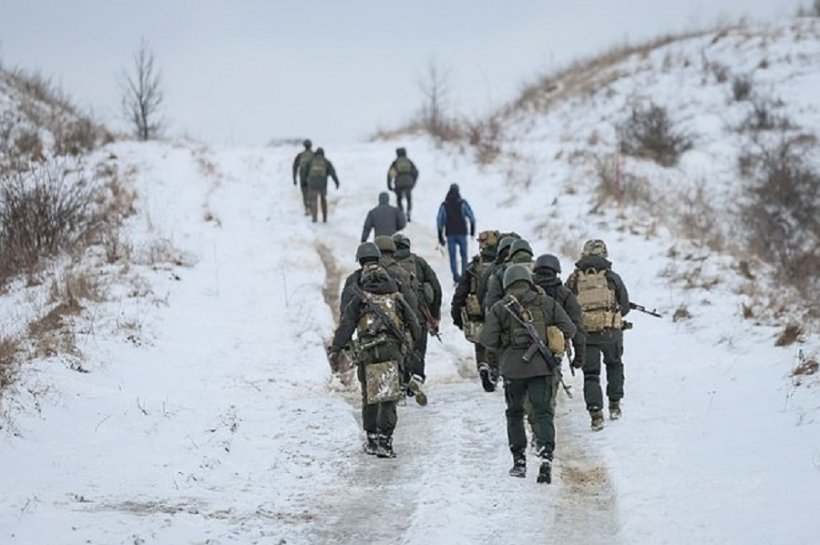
[732, 75, 753, 101]
[616, 102, 693, 167]
[0, 162, 100, 284]
[740, 137, 820, 298]
[738, 97, 791, 132]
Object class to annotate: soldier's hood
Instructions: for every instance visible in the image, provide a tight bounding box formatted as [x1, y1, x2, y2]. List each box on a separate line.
[533, 270, 561, 287]
[394, 248, 411, 260]
[378, 192, 390, 205]
[505, 283, 538, 302]
[575, 254, 612, 270]
[360, 266, 398, 294]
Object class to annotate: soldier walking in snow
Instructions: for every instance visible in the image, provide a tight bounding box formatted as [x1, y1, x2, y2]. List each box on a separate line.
[451, 230, 501, 391]
[480, 265, 576, 483]
[392, 233, 442, 382]
[292, 139, 314, 215]
[329, 250, 421, 458]
[361, 191, 407, 242]
[304, 147, 339, 223]
[386, 147, 418, 221]
[565, 239, 629, 431]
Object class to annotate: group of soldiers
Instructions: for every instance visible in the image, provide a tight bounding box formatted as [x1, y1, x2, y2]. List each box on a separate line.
[304, 141, 634, 484]
[452, 232, 630, 483]
[293, 140, 419, 224]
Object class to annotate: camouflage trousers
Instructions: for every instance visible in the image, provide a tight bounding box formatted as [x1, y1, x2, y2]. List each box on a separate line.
[299, 178, 310, 214]
[394, 187, 412, 219]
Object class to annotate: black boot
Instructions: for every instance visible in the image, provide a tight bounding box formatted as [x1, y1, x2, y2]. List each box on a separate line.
[478, 363, 496, 392]
[363, 433, 379, 455]
[508, 454, 526, 478]
[537, 453, 553, 484]
[375, 434, 396, 458]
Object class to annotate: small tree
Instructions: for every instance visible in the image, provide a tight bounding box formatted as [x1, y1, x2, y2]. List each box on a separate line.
[121, 39, 164, 141]
[418, 58, 453, 138]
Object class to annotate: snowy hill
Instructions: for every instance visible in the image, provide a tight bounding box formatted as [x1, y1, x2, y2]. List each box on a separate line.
[2, 18, 820, 545]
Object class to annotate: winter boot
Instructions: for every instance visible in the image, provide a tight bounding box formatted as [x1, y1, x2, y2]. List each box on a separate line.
[478, 363, 496, 393]
[609, 400, 622, 420]
[590, 410, 605, 432]
[537, 452, 553, 484]
[363, 433, 379, 455]
[375, 434, 396, 458]
[407, 374, 427, 406]
[509, 454, 526, 478]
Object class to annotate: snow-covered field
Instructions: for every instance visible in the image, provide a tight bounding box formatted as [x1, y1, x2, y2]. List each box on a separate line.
[2, 18, 820, 545]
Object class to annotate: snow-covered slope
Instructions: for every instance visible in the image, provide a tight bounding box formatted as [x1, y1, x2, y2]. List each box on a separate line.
[2, 17, 819, 545]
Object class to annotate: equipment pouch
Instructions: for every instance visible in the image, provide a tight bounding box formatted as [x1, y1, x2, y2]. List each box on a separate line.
[364, 360, 403, 405]
[546, 325, 565, 356]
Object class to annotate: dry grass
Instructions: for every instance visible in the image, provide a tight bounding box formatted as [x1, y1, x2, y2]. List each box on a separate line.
[775, 324, 803, 347]
[0, 336, 21, 390]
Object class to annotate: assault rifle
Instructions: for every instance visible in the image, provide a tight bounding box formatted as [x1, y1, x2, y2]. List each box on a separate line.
[629, 302, 663, 318]
[419, 304, 442, 343]
[502, 298, 573, 398]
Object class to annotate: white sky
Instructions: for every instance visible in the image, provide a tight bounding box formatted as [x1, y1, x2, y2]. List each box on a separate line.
[0, 0, 804, 145]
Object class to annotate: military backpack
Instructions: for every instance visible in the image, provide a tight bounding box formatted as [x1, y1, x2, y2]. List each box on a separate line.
[308, 157, 328, 180]
[575, 268, 622, 333]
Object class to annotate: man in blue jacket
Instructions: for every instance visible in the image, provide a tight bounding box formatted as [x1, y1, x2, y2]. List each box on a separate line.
[436, 183, 476, 285]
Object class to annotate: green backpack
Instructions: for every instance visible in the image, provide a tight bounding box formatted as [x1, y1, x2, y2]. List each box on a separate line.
[308, 157, 327, 179]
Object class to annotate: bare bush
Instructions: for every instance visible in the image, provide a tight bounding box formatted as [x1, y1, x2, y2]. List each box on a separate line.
[616, 102, 693, 167]
[467, 118, 502, 164]
[591, 153, 655, 209]
[741, 137, 820, 297]
[0, 336, 21, 391]
[732, 75, 753, 101]
[738, 97, 791, 132]
[0, 162, 99, 284]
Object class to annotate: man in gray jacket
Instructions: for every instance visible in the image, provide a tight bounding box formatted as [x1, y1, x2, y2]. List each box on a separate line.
[361, 192, 407, 242]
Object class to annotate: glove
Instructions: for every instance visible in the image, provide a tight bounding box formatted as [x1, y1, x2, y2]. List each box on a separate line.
[571, 356, 583, 370]
[387, 183, 394, 191]
[335, 181, 340, 189]
[438, 234, 445, 246]
[293, 179, 297, 186]
[328, 350, 340, 370]
[470, 227, 475, 237]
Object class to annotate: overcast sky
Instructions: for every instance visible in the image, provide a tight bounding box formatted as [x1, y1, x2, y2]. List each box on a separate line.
[0, 0, 804, 146]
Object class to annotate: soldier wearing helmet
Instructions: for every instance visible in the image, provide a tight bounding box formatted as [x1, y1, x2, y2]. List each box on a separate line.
[480, 264, 575, 484]
[565, 239, 630, 431]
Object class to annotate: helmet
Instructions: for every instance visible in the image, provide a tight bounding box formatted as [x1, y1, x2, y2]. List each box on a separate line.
[497, 236, 516, 257]
[315, 147, 325, 156]
[396, 147, 407, 156]
[392, 233, 411, 249]
[503, 264, 533, 290]
[582, 239, 608, 258]
[303, 139, 312, 148]
[374, 235, 397, 254]
[355, 242, 380, 263]
[509, 239, 533, 257]
[477, 230, 500, 250]
[534, 254, 561, 274]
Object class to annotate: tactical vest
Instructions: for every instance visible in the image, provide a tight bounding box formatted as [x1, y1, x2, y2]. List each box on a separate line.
[357, 291, 404, 339]
[465, 258, 492, 318]
[395, 157, 414, 174]
[308, 157, 328, 179]
[298, 150, 314, 169]
[576, 268, 622, 333]
[506, 295, 548, 350]
[394, 157, 415, 189]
